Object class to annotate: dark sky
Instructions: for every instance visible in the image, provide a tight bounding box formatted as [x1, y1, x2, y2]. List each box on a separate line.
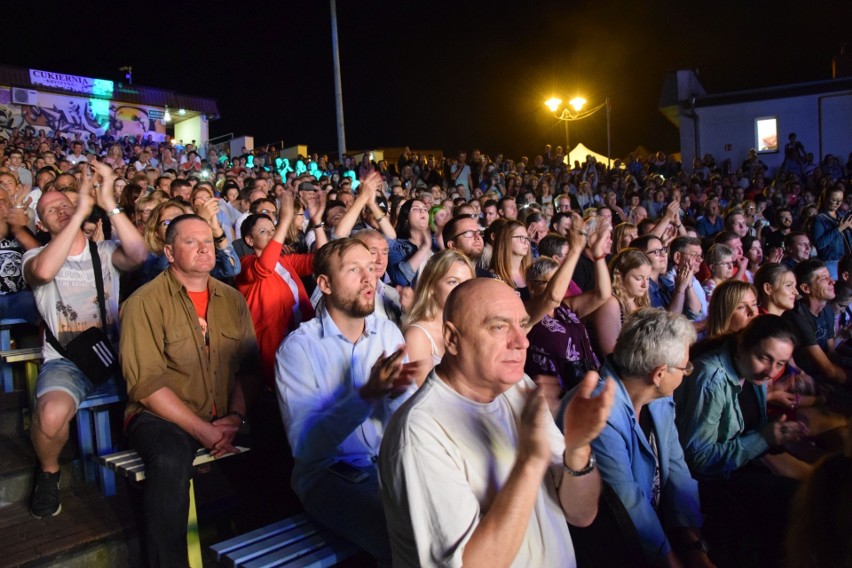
[4, 0, 851, 160]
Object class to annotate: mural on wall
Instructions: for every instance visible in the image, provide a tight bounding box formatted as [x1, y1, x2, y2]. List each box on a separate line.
[0, 88, 166, 141]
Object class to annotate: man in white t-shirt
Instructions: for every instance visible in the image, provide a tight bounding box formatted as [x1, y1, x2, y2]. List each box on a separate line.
[379, 278, 615, 567]
[23, 163, 147, 518]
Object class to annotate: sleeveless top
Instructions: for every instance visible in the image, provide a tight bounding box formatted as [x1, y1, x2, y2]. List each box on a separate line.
[407, 323, 442, 365]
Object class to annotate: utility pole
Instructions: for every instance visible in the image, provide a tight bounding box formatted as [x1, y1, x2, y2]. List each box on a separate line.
[330, 0, 347, 159]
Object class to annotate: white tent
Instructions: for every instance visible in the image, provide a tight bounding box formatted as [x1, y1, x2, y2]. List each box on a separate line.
[566, 143, 613, 167]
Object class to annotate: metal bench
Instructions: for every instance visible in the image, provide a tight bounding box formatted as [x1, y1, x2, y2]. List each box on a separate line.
[210, 513, 360, 568]
[98, 446, 249, 568]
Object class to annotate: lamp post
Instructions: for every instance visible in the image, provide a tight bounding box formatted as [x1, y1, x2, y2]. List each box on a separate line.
[545, 96, 611, 169]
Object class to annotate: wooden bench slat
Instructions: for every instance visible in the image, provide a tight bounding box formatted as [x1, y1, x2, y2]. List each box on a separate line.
[241, 531, 356, 568]
[222, 523, 323, 567]
[211, 514, 311, 558]
[96, 446, 250, 483]
[276, 540, 360, 568]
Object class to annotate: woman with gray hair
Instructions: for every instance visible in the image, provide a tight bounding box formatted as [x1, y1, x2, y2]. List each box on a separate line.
[566, 308, 711, 567]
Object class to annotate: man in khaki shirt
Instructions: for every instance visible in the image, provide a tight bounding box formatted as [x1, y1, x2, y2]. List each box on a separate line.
[120, 213, 258, 567]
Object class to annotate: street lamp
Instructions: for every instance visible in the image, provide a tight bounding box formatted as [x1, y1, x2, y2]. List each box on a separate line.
[545, 96, 612, 168]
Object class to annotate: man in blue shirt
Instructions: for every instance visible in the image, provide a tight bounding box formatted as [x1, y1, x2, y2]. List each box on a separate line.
[276, 238, 416, 565]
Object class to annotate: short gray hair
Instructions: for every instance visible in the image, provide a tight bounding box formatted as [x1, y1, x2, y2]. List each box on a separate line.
[526, 257, 559, 282]
[613, 308, 696, 378]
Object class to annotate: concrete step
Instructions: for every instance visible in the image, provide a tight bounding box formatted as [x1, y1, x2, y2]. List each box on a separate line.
[0, 437, 78, 510]
[0, 390, 27, 440]
[0, 484, 140, 568]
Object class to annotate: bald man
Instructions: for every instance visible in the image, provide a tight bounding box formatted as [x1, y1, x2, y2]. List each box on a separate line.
[379, 278, 615, 567]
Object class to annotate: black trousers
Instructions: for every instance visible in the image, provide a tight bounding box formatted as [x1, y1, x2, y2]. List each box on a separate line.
[128, 412, 202, 568]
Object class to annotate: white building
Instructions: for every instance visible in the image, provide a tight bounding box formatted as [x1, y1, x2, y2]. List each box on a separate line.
[660, 69, 852, 176]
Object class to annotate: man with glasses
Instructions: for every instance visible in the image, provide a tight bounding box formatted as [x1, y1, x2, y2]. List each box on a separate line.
[662, 237, 707, 323]
[565, 309, 710, 568]
[443, 214, 491, 277]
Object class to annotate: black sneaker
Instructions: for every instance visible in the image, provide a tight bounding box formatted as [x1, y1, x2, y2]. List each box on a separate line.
[31, 470, 62, 518]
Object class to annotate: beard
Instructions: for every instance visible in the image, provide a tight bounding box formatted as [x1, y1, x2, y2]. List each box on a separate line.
[331, 286, 375, 318]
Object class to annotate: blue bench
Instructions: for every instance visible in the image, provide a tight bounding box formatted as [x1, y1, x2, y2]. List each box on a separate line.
[210, 513, 360, 568]
[1, 318, 29, 392]
[99, 446, 249, 568]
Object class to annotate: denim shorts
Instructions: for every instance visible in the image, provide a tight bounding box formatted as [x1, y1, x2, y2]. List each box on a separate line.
[35, 357, 120, 410]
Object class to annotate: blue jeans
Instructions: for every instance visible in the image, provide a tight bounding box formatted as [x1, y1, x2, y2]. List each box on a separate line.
[128, 412, 202, 568]
[35, 357, 120, 409]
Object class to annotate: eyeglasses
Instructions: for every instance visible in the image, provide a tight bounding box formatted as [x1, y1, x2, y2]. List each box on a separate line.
[669, 361, 694, 376]
[646, 246, 668, 257]
[410, 206, 429, 214]
[259, 208, 278, 216]
[450, 229, 484, 242]
[713, 261, 734, 269]
[512, 235, 532, 244]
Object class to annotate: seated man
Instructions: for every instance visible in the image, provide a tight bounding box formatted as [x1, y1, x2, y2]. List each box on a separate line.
[24, 164, 147, 519]
[121, 214, 259, 565]
[379, 278, 614, 567]
[276, 238, 416, 564]
[783, 259, 850, 386]
[571, 309, 711, 567]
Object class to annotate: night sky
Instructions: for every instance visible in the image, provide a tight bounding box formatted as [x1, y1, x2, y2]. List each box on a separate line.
[4, 0, 851, 160]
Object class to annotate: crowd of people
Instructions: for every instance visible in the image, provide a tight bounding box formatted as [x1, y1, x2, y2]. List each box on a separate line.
[0, 128, 851, 568]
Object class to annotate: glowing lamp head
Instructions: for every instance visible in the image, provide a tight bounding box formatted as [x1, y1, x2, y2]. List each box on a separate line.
[545, 97, 562, 112]
[569, 97, 587, 112]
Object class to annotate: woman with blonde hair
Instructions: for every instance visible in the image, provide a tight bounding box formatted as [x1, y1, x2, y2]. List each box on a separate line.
[612, 222, 638, 253]
[403, 250, 475, 385]
[753, 263, 821, 412]
[104, 143, 126, 167]
[704, 279, 758, 338]
[590, 248, 652, 358]
[488, 219, 533, 300]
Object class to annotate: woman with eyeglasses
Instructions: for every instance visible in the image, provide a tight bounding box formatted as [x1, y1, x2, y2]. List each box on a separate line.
[236, 193, 327, 388]
[631, 234, 672, 310]
[488, 220, 534, 301]
[809, 186, 852, 279]
[702, 244, 735, 301]
[564, 309, 710, 568]
[676, 315, 807, 566]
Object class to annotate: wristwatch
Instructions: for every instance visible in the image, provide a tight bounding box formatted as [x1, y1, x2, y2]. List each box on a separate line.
[106, 207, 122, 217]
[228, 410, 248, 425]
[563, 452, 596, 477]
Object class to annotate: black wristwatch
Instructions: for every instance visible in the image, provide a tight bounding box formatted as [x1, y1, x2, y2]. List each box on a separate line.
[683, 538, 710, 555]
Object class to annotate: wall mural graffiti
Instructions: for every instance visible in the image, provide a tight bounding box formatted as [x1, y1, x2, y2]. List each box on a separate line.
[0, 88, 166, 142]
